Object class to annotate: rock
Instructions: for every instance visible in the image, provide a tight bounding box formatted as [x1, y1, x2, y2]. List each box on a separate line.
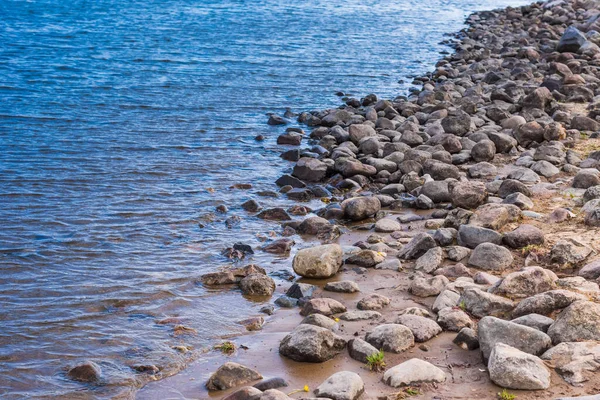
[420, 181, 451, 203]
[474, 271, 500, 285]
[300, 298, 347, 316]
[346, 250, 384, 267]
[223, 387, 263, 400]
[521, 87, 553, 111]
[435, 263, 472, 279]
[348, 124, 376, 144]
[348, 338, 379, 363]
[453, 327, 479, 350]
[374, 218, 401, 233]
[573, 170, 600, 189]
[414, 247, 444, 273]
[490, 267, 557, 299]
[489, 131, 517, 153]
[293, 244, 343, 278]
[547, 301, 600, 344]
[478, 316, 552, 362]
[450, 181, 487, 209]
[297, 217, 330, 235]
[338, 310, 381, 321]
[357, 293, 390, 310]
[422, 159, 460, 180]
[301, 314, 338, 330]
[468, 162, 497, 178]
[396, 314, 442, 342]
[579, 259, 600, 280]
[254, 378, 289, 391]
[206, 362, 263, 391]
[279, 324, 346, 362]
[286, 283, 317, 299]
[444, 208, 473, 229]
[498, 179, 531, 199]
[365, 324, 414, 353]
[398, 307, 432, 319]
[468, 243, 513, 271]
[293, 157, 327, 182]
[314, 371, 364, 400]
[410, 275, 449, 297]
[262, 239, 294, 254]
[259, 389, 291, 400]
[446, 246, 471, 261]
[457, 225, 502, 249]
[67, 361, 102, 383]
[541, 341, 600, 386]
[511, 314, 554, 333]
[512, 290, 587, 318]
[557, 26, 587, 53]
[488, 343, 550, 390]
[459, 288, 515, 318]
[471, 140, 496, 162]
[383, 358, 446, 387]
[437, 307, 473, 331]
[240, 274, 276, 296]
[324, 280, 360, 293]
[441, 111, 471, 136]
[469, 203, 521, 231]
[277, 132, 302, 146]
[257, 208, 291, 221]
[550, 240, 591, 267]
[432, 290, 460, 313]
[275, 295, 297, 308]
[515, 121, 545, 147]
[241, 199, 262, 213]
[398, 233, 436, 259]
[341, 197, 381, 221]
[375, 258, 402, 271]
[433, 228, 457, 247]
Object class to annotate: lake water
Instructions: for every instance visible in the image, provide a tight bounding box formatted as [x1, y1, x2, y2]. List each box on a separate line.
[0, 0, 526, 398]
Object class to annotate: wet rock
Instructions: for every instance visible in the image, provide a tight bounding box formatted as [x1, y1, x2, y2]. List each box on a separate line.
[240, 274, 276, 296]
[293, 244, 343, 278]
[441, 111, 471, 136]
[348, 124, 376, 144]
[275, 295, 298, 308]
[275, 174, 306, 188]
[511, 314, 554, 333]
[314, 371, 364, 400]
[206, 362, 263, 391]
[453, 327, 479, 350]
[268, 114, 288, 125]
[437, 307, 473, 331]
[257, 208, 291, 221]
[279, 324, 346, 362]
[383, 358, 446, 387]
[262, 239, 294, 255]
[67, 361, 102, 383]
[414, 246, 444, 273]
[398, 233, 436, 259]
[541, 341, 600, 386]
[457, 225, 502, 249]
[324, 281, 360, 293]
[547, 300, 600, 344]
[241, 199, 262, 213]
[338, 310, 381, 321]
[395, 314, 442, 342]
[490, 267, 557, 299]
[223, 386, 263, 400]
[512, 290, 587, 318]
[365, 324, 414, 353]
[374, 218, 401, 233]
[478, 316, 552, 362]
[301, 314, 337, 330]
[468, 243, 513, 271]
[346, 250, 384, 268]
[488, 343, 550, 390]
[277, 132, 302, 146]
[341, 197, 381, 221]
[348, 338, 379, 363]
[357, 293, 390, 311]
[459, 288, 515, 318]
[300, 298, 347, 316]
[286, 283, 316, 299]
[293, 157, 327, 182]
[254, 378, 289, 391]
[410, 275, 449, 297]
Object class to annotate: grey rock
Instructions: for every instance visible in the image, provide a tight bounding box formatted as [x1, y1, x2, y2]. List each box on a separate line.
[67, 361, 102, 383]
[541, 341, 600, 386]
[346, 250, 384, 267]
[488, 343, 550, 390]
[395, 314, 442, 342]
[293, 244, 343, 278]
[512, 290, 587, 318]
[206, 362, 263, 391]
[357, 293, 390, 311]
[511, 314, 554, 333]
[365, 324, 414, 353]
[410, 275, 449, 297]
[286, 283, 317, 299]
[314, 371, 364, 400]
[446, 246, 471, 261]
[301, 314, 338, 330]
[414, 246, 444, 273]
[459, 288, 515, 318]
[347, 338, 379, 363]
[547, 301, 600, 344]
[398, 233, 436, 259]
[503, 224, 544, 249]
[432, 290, 460, 313]
[450, 181, 487, 210]
[468, 243, 514, 271]
[490, 267, 557, 299]
[279, 324, 346, 362]
[341, 197, 381, 221]
[293, 157, 327, 182]
[383, 358, 446, 387]
[453, 327, 479, 350]
[324, 281, 360, 293]
[437, 307, 473, 331]
[300, 298, 347, 316]
[457, 225, 502, 249]
[339, 310, 381, 321]
[240, 274, 276, 296]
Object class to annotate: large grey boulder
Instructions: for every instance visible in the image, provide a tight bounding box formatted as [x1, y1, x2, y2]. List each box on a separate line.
[396, 314, 442, 342]
[409, 275, 449, 297]
[459, 288, 515, 318]
[457, 225, 502, 249]
[511, 314, 554, 333]
[478, 316, 552, 362]
[206, 362, 263, 391]
[450, 181, 487, 209]
[547, 301, 600, 344]
[365, 324, 414, 353]
[541, 341, 600, 386]
[468, 243, 513, 271]
[414, 246, 444, 273]
[240, 274, 276, 296]
[502, 224, 545, 249]
[341, 197, 381, 221]
[490, 267, 557, 299]
[279, 324, 346, 362]
[488, 343, 550, 390]
[314, 371, 364, 400]
[383, 358, 446, 387]
[512, 290, 587, 318]
[293, 244, 343, 278]
[292, 157, 327, 182]
[300, 298, 347, 316]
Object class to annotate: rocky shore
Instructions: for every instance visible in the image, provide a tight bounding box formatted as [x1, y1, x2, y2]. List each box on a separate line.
[135, 0, 600, 399]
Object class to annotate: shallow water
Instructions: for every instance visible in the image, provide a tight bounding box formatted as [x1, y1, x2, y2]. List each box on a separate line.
[0, 0, 526, 398]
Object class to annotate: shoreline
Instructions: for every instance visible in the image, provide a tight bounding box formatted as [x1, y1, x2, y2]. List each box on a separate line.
[136, 0, 600, 399]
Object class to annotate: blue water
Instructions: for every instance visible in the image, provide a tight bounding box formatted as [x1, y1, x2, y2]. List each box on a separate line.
[0, 0, 526, 398]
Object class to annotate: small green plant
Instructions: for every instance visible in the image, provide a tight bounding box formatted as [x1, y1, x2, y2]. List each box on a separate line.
[458, 300, 467, 311]
[214, 341, 235, 354]
[498, 389, 516, 400]
[366, 349, 386, 372]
